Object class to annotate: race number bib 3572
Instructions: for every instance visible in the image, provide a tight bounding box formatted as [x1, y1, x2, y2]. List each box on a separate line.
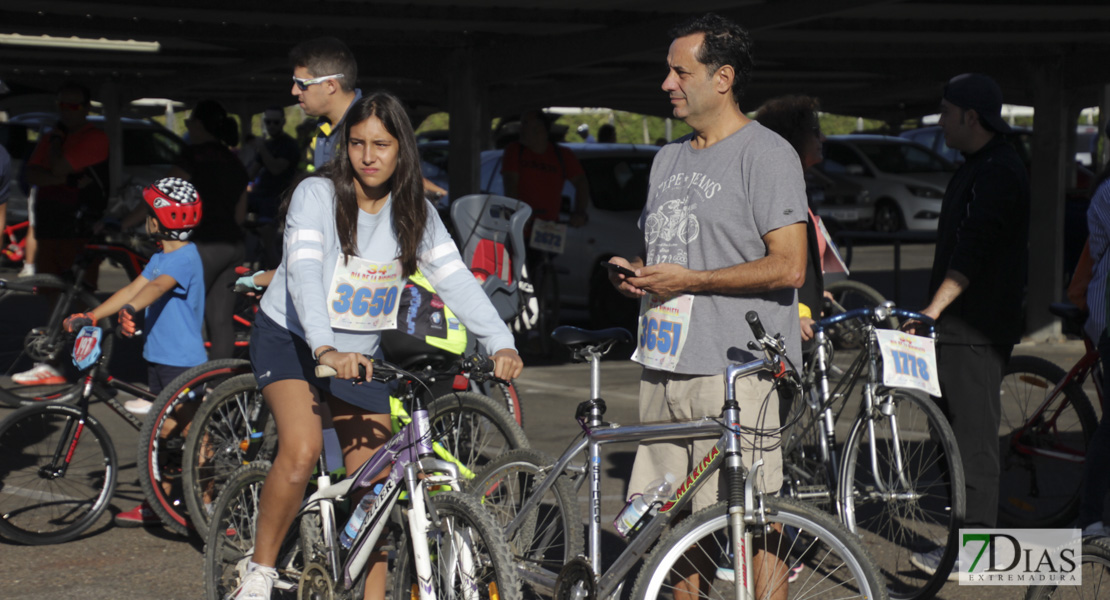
[632, 294, 693, 372]
[875, 329, 941, 397]
[326, 257, 402, 331]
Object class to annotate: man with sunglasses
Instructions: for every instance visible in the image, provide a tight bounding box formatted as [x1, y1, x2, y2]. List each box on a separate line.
[247, 107, 299, 220]
[288, 37, 360, 169]
[15, 81, 110, 386]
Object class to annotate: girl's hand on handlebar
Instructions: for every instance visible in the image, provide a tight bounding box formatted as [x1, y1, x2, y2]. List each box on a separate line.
[491, 348, 523, 381]
[318, 349, 374, 382]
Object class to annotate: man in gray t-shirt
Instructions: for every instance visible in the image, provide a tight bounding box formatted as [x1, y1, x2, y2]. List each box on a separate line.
[608, 14, 807, 528]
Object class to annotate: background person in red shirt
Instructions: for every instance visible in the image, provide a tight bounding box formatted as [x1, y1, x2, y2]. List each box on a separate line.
[502, 109, 591, 227]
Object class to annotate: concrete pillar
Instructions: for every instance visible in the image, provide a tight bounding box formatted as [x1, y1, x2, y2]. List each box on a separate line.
[447, 42, 487, 199]
[1025, 62, 1069, 341]
[99, 81, 125, 202]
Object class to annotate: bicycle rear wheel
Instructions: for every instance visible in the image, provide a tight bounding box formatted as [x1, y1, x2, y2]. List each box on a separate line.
[466, 448, 582, 599]
[137, 359, 251, 536]
[0, 402, 117, 545]
[839, 389, 965, 600]
[998, 355, 1097, 528]
[0, 274, 114, 407]
[391, 491, 522, 600]
[631, 497, 884, 600]
[426, 391, 529, 481]
[182, 373, 275, 540]
[1024, 535, 1110, 600]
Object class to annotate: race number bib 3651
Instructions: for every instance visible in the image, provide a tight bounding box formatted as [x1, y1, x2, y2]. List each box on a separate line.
[875, 329, 941, 397]
[632, 294, 693, 372]
[326, 257, 402, 331]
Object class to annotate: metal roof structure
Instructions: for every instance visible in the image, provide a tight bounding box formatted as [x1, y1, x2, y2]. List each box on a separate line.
[2, 1, 1108, 123]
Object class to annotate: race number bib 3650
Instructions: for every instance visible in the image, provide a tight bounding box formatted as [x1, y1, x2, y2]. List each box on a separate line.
[326, 257, 402, 331]
[875, 329, 941, 397]
[632, 294, 693, 372]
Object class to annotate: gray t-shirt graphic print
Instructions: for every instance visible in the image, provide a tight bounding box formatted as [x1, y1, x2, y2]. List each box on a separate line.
[637, 121, 807, 375]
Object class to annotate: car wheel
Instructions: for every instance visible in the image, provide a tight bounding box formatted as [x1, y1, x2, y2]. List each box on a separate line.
[873, 199, 904, 233]
[588, 265, 638, 331]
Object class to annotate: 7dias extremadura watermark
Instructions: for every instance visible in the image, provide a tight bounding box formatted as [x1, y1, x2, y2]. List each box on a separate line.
[958, 529, 1081, 585]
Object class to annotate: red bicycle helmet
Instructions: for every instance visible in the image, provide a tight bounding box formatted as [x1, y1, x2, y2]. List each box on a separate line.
[143, 177, 202, 240]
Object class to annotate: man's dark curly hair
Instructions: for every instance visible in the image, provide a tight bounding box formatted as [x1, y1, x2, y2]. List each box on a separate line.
[669, 13, 754, 106]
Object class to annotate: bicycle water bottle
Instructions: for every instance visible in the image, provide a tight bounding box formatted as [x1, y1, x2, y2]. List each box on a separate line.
[614, 473, 675, 538]
[339, 483, 384, 549]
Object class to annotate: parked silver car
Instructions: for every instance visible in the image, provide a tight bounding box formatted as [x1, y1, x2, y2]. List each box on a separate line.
[0, 113, 186, 223]
[816, 135, 956, 232]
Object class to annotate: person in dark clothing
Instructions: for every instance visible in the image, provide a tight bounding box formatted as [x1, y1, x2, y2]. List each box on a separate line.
[171, 99, 250, 359]
[909, 73, 1031, 580]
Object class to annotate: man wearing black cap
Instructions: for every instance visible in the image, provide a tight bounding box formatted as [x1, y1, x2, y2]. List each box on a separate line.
[910, 73, 1030, 579]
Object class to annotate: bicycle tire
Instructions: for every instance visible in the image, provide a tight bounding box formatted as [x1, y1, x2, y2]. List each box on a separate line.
[1024, 535, 1110, 600]
[998, 354, 1098, 528]
[391, 491, 522, 600]
[534, 263, 560, 357]
[136, 359, 251, 536]
[823, 280, 895, 349]
[0, 274, 114, 407]
[203, 461, 290, 600]
[426, 391, 530, 480]
[466, 448, 583, 599]
[0, 402, 118, 545]
[485, 379, 525, 427]
[839, 388, 965, 600]
[630, 497, 885, 600]
[182, 373, 276, 540]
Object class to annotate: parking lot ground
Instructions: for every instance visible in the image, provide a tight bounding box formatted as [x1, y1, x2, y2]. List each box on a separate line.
[0, 246, 1096, 600]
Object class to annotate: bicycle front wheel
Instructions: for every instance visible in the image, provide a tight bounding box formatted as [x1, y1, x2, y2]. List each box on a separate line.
[137, 358, 251, 536]
[0, 403, 118, 545]
[392, 491, 522, 600]
[467, 448, 583, 598]
[631, 497, 884, 600]
[182, 373, 275, 540]
[823, 280, 895, 349]
[839, 389, 964, 600]
[1025, 535, 1110, 600]
[999, 355, 1097, 528]
[426, 391, 529, 481]
[0, 274, 114, 406]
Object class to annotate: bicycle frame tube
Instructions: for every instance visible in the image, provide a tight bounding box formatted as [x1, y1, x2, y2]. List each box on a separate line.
[1012, 347, 1099, 462]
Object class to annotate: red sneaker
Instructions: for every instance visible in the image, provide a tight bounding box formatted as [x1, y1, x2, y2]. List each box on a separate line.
[114, 502, 162, 528]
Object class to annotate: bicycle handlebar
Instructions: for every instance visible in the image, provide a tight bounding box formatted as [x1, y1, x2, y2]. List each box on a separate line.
[313, 353, 497, 383]
[815, 304, 935, 335]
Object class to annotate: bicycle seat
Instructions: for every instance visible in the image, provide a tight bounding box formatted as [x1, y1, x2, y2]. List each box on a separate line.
[552, 326, 632, 360]
[1049, 301, 1086, 325]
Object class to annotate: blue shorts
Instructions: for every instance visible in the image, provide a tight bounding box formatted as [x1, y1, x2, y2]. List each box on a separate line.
[250, 309, 391, 413]
[147, 363, 195, 397]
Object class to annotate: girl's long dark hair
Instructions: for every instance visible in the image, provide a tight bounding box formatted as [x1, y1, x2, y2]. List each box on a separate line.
[316, 92, 426, 277]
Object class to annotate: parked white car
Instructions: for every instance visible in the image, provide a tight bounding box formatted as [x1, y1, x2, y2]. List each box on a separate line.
[423, 142, 658, 327]
[816, 135, 956, 233]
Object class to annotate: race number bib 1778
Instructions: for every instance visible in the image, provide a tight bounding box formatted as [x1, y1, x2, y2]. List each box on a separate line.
[528, 220, 568, 254]
[875, 329, 941, 397]
[632, 294, 694, 372]
[326, 257, 403, 331]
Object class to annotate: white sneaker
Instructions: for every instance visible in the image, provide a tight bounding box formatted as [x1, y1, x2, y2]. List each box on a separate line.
[910, 547, 959, 582]
[124, 398, 154, 415]
[11, 363, 65, 386]
[1083, 521, 1109, 537]
[18, 263, 35, 277]
[226, 565, 277, 600]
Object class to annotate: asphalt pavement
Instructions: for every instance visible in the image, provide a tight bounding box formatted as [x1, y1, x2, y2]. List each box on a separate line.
[0, 243, 1097, 600]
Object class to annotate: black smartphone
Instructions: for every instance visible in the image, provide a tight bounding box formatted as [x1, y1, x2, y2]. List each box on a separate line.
[602, 261, 637, 278]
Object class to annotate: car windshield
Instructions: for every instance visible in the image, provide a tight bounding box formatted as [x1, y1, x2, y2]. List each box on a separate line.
[857, 142, 953, 174]
[121, 128, 184, 166]
[581, 156, 654, 212]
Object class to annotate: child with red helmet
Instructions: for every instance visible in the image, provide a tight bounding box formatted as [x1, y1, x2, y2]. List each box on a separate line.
[62, 177, 209, 526]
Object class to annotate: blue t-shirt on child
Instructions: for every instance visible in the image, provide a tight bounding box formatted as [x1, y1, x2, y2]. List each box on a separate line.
[140, 243, 207, 367]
